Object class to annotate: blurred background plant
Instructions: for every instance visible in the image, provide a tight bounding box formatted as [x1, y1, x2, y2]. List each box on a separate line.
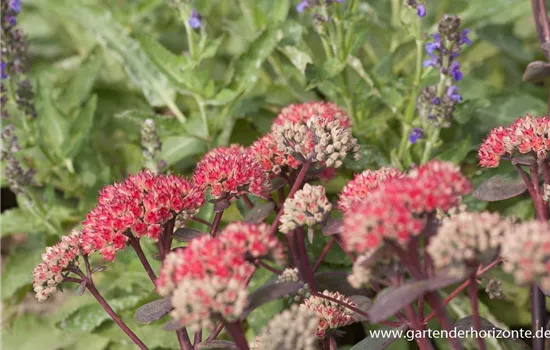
[1, 0, 547, 349]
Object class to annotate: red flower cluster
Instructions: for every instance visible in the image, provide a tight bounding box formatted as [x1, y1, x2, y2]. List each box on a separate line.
[338, 167, 403, 213]
[272, 101, 351, 130]
[303, 290, 358, 338]
[248, 134, 301, 175]
[342, 160, 472, 253]
[81, 170, 204, 261]
[33, 231, 82, 302]
[478, 115, 550, 167]
[157, 222, 284, 330]
[193, 147, 270, 198]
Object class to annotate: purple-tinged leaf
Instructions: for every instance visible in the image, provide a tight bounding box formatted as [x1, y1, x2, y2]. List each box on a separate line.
[91, 265, 108, 273]
[322, 219, 341, 236]
[244, 202, 275, 223]
[77, 281, 87, 296]
[506, 155, 536, 166]
[173, 227, 206, 242]
[523, 61, 550, 83]
[473, 173, 527, 202]
[455, 316, 530, 349]
[241, 282, 304, 318]
[135, 297, 172, 324]
[315, 271, 371, 297]
[197, 340, 238, 350]
[271, 177, 287, 191]
[351, 324, 408, 350]
[213, 199, 231, 212]
[163, 318, 182, 331]
[348, 295, 372, 321]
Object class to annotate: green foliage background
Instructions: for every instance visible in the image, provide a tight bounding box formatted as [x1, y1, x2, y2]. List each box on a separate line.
[1, 0, 547, 349]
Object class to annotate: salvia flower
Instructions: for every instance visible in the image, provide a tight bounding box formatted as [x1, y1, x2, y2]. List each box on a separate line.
[501, 221, 550, 290]
[478, 115, 550, 168]
[81, 170, 204, 261]
[1, 124, 34, 195]
[272, 101, 351, 130]
[279, 184, 332, 234]
[338, 167, 402, 213]
[417, 84, 461, 127]
[251, 304, 319, 350]
[32, 230, 82, 302]
[193, 147, 270, 198]
[304, 290, 358, 338]
[8, 0, 21, 12]
[407, 0, 426, 18]
[427, 212, 512, 277]
[409, 127, 424, 144]
[272, 117, 361, 169]
[188, 9, 201, 29]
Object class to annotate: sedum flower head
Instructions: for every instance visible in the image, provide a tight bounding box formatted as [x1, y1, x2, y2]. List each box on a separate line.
[279, 184, 332, 234]
[248, 134, 299, 175]
[338, 167, 402, 213]
[193, 147, 270, 198]
[81, 170, 204, 261]
[478, 115, 550, 167]
[427, 212, 512, 276]
[32, 230, 82, 302]
[272, 101, 351, 130]
[251, 304, 319, 350]
[348, 253, 373, 289]
[501, 221, 550, 290]
[303, 290, 358, 338]
[272, 117, 360, 169]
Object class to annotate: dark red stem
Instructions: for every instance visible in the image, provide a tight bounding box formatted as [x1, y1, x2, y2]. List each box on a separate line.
[313, 237, 335, 271]
[255, 259, 282, 274]
[127, 236, 158, 283]
[223, 321, 250, 350]
[468, 275, 486, 350]
[210, 211, 224, 237]
[241, 194, 254, 209]
[329, 336, 337, 350]
[193, 330, 202, 347]
[191, 216, 212, 228]
[162, 217, 176, 260]
[425, 292, 462, 350]
[295, 227, 317, 292]
[404, 305, 435, 350]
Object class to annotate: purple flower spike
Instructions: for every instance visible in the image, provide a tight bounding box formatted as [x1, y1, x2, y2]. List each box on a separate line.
[446, 85, 462, 102]
[417, 4, 426, 18]
[423, 55, 437, 67]
[1, 62, 8, 79]
[459, 29, 472, 46]
[432, 97, 440, 105]
[188, 9, 202, 29]
[450, 61, 463, 81]
[296, 0, 309, 13]
[409, 128, 424, 144]
[9, 0, 22, 13]
[6, 16, 17, 27]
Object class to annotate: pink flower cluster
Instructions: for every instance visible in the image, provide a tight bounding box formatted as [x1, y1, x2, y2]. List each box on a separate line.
[157, 222, 284, 330]
[272, 101, 351, 130]
[81, 170, 204, 261]
[193, 147, 270, 198]
[342, 160, 472, 254]
[303, 290, 358, 338]
[338, 167, 403, 213]
[478, 115, 550, 168]
[33, 231, 82, 302]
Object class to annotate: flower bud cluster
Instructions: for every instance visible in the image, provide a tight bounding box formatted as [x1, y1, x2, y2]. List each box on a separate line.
[81, 170, 204, 261]
[303, 290, 358, 338]
[417, 85, 461, 128]
[251, 304, 319, 350]
[478, 115, 550, 168]
[485, 279, 504, 300]
[427, 212, 512, 277]
[338, 167, 402, 213]
[501, 221, 550, 291]
[348, 253, 373, 289]
[193, 147, 270, 198]
[1, 124, 34, 195]
[279, 184, 332, 234]
[272, 101, 351, 130]
[32, 230, 83, 302]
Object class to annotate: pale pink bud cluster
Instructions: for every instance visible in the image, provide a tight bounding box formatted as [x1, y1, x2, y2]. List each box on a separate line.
[193, 147, 270, 198]
[157, 222, 284, 330]
[348, 253, 373, 289]
[279, 184, 332, 234]
[427, 212, 512, 276]
[501, 221, 550, 290]
[272, 101, 351, 130]
[277, 267, 300, 283]
[32, 230, 83, 302]
[478, 115, 550, 168]
[272, 117, 361, 169]
[303, 290, 358, 338]
[338, 167, 402, 213]
[251, 304, 319, 350]
[81, 170, 204, 261]
[342, 160, 472, 254]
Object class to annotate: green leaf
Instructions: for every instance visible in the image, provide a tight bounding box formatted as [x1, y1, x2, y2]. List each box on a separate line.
[476, 24, 532, 62]
[279, 46, 312, 74]
[1, 242, 44, 300]
[160, 136, 206, 166]
[3, 314, 75, 350]
[0, 208, 42, 237]
[437, 135, 473, 163]
[61, 94, 98, 159]
[57, 48, 103, 111]
[36, 78, 69, 158]
[245, 268, 285, 334]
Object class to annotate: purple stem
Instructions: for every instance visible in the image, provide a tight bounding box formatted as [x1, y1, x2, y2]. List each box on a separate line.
[210, 211, 224, 237]
[191, 216, 212, 228]
[223, 321, 250, 350]
[295, 227, 317, 292]
[127, 236, 158, 283]
[241, 194, 254, 209]
[313, 237, 335, 271]
[468, 275, 486, 350]
[255, 259, 282, 274]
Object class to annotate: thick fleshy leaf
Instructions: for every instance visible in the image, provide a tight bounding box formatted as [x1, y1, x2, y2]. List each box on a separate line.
[173, 228, 206, 242]
[472, 173, 527, 202]
[348, 295, 372, 321]
[163, 318, 183, 331]
[315, 271, 370, 297]
[351, 324, 409, 350]
[522, 61, 550, 83]
[244, 202, 275, 223]
[134, 297, 172, 324]
[76, 281, 87, 296]
[322, 219, 342, 236]
[270, 177, 287, 191]
[197, 340, 238, 350]
[241, 282, 304, 318]
[455, 316, 531, 350]
[91, 266, 108, 273]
